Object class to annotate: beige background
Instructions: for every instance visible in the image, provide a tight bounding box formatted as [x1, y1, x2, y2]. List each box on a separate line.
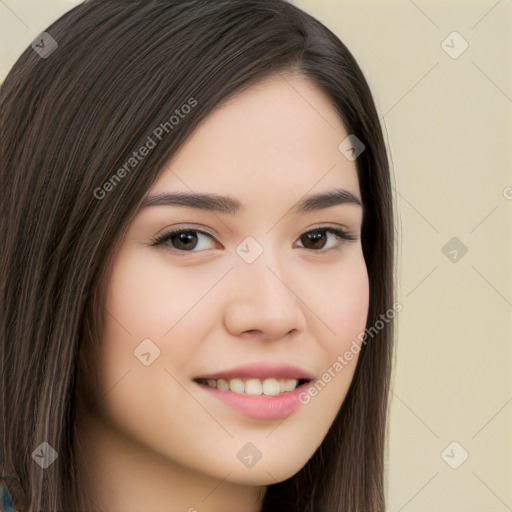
[1, 1, 511, 510]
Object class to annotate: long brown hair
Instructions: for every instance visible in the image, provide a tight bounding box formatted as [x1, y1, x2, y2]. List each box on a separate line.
[0, 1, 394, 510]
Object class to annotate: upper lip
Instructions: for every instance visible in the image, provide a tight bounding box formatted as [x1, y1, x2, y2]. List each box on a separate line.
[195, 362, 315, 381]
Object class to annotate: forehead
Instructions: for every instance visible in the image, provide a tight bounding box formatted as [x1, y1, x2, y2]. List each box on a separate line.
[148, 73, 360, 206]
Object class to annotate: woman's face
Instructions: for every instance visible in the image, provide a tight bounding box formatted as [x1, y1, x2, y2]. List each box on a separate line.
[90, 72, 368, 486]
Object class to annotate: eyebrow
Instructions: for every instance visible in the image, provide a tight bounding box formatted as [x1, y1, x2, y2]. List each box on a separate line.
[140, 188, 362, 214]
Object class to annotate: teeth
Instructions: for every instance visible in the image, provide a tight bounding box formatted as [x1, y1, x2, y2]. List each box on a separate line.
[229, 378, 244, 393]
[202, 377, 300, 395]
[217, 379, 230, 391]
[284, 379, 298, 392]
[262, 378, 281, 396]
[245, 378, 262, 395]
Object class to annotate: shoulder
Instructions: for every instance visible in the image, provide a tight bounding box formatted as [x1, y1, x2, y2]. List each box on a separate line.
[0, 480, 15, 512]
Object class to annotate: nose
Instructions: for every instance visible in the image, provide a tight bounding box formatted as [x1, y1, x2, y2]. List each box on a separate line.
[222, 251, 307, 341]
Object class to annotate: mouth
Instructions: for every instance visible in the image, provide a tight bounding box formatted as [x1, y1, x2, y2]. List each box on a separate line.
[194, 377, 311, 396]
[192, 362, 315, 420]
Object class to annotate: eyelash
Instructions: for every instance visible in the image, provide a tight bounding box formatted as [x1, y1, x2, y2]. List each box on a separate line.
[150, 226, 357, 256]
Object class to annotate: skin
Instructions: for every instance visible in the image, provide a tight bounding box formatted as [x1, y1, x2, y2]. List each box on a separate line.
[76, 71, 369, 512]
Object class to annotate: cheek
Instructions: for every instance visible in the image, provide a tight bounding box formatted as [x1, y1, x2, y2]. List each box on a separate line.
[93, 252, 225, 452]
[332, 266, 369, 339]
[283, 251, 368, 412]
[299, 251, 369, 353]
[102, 251, 232, 349]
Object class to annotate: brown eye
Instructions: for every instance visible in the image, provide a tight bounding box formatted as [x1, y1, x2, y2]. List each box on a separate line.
[300, 230, 328, 250]
[170, 230, 199, 250]
[297, 228, 355, 251]
[151, 229, 218, 255]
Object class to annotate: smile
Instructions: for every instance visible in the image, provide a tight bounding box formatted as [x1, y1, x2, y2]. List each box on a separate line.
[195, 377, 309, 396]
[193, 362, 315, 420]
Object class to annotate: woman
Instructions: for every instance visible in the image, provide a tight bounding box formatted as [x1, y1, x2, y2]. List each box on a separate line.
[0, 1, 395, 510]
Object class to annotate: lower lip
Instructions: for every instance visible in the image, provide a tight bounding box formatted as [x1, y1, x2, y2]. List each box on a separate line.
[196, 382, 308, 420]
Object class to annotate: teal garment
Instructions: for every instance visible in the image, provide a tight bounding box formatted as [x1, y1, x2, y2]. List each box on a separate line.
[0, 481, 14, 512]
